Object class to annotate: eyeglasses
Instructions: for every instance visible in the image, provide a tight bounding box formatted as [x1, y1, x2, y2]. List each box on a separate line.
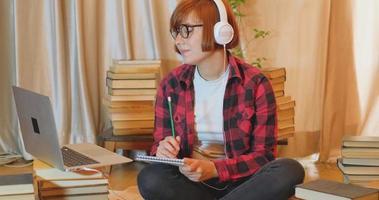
[170, 24, 203, 39]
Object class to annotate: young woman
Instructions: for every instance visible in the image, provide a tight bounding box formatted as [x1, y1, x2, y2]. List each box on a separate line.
[137, 0, 304, 199]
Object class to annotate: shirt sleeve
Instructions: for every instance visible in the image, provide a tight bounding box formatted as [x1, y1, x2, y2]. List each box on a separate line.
[213, 75, 277, 182]
[150, 78, 171, 156]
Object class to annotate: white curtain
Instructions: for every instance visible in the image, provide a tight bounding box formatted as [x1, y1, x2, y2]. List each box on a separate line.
[240, 0, 379, 161]
[0, 0, 178, 156]
[352, 0, 379, 136]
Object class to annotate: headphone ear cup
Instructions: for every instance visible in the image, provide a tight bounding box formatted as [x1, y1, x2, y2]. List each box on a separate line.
[214, 21, 234, 45]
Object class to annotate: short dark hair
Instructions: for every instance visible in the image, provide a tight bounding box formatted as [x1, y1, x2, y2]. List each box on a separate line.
[170, 0, 240, 53]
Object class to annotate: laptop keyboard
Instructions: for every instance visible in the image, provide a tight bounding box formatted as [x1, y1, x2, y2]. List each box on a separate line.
[61, 146, 99, 167]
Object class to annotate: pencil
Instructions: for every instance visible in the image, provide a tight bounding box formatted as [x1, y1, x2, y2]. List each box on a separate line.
[167, 96, 176, 137]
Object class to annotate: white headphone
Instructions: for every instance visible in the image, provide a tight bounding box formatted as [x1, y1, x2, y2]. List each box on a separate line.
[213, 0, 234, 45]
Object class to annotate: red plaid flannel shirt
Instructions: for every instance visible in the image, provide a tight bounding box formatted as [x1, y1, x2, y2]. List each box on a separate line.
[150, 55, 277, 182]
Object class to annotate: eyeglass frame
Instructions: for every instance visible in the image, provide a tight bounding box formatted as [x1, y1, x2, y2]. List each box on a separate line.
[170, 24, 203, 39]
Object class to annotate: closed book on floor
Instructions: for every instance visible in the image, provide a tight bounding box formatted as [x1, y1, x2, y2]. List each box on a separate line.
[343, 136, 379, 148]
[295, 179, 379, 200]
[0, 173, 34, 196]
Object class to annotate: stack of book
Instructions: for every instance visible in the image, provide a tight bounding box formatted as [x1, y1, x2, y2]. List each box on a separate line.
[338, 136, 379, 187]
[34, 160, 109, 200]
[261, 67, 296, 140]
[0, 173, 35, 200]
[105, 60, 161, 136]
[295, 179, 379, 200]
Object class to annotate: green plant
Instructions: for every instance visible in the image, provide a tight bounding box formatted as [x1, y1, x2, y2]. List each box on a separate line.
[227, 0, 270, 68]
[228, 0, 246, 18]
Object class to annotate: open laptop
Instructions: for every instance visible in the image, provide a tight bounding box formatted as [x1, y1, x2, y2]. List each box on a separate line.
[12, 86, 132, 171]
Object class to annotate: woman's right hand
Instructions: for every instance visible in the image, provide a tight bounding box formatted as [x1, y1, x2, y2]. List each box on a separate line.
[156, 136, 181, 158]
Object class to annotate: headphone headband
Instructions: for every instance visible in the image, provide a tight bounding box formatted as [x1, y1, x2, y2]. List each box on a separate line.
[213, 0, 228, 23]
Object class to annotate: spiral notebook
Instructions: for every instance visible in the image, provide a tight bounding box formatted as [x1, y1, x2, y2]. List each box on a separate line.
[135, 155, 184, 166]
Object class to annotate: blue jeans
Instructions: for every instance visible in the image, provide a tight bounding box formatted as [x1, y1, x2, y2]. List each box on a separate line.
[137, 158, 305, 200]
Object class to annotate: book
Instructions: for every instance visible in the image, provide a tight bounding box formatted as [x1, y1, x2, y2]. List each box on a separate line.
[341, 147, 379, 159]
[108, 88, 156, 96]
[343, 136, 379, 148]
[40, 185, 108, 197]
[338, 159, 379, 175]
[276, 97, 295, 110]
[278, 118, 295, 129]
[112, 120, 155, 129]
[277, 108, 295, 121]
[341, 158, 379, 166]
[261, 67, 286, 79]
[106, 94, 155, 101]
[0, 173, 34, 196]
[278, 126, 295, 135]
[271, 82, 285, 92]
[102, 99, 154, 110]
[276, 96, 292, 105]
[106, 78, 157, 89]
[107, 105, 154, 113]
[109, 111, 154, 121]
[113, 128, 154, 136]
[110, 60, 160, 74]
[33, 159, 109, 199]
[268, 76, 286, 84]
[274, 90, 284, 98]
[107, 71, 158, 80]
[113, 59, 161, 66]
[41, 193, 109, 200]
[343, 174, 379, 182]
[35, 168, 104, 181]
[39, 179, 108, 189]
[135, 155, 184, 166]
[295, 179, 379, 200]
[0, 194, 35, 200]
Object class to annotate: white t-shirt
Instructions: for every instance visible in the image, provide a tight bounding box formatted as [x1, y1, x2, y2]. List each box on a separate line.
[193, 65, 229, 159]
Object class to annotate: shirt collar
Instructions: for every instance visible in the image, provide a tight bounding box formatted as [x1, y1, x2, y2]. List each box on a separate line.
[178, 53, 243, 88]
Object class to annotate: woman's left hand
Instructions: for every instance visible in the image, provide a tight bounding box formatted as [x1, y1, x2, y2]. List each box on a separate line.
[179, 158, 219, 182]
